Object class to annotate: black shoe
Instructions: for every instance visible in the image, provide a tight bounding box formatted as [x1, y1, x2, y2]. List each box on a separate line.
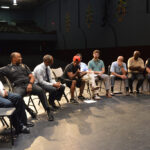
[50, 106, 57, 111]
[25, 122, 34, 127]
[28, 109, 37, 119]
[70, 98, 78, 103]
[47, 110, 54, 121]
[52, 105, 60, 110]
[78, 95, 86, 100]
[20, 125, 30, 134]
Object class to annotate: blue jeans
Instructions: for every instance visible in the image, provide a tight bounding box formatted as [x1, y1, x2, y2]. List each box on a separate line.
[0, 92, 27, 128]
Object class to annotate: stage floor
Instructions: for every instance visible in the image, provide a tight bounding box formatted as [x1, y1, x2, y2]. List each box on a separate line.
[0, 87, 150, 150]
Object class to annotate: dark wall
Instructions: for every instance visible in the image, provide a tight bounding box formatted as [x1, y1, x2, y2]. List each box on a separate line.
[33, 0, 150, 49]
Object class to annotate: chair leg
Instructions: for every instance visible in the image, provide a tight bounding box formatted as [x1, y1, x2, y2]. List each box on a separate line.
[57, 100, 61, 107]
[63, 92, 69, 103]
[9, 116, 14, 146]
[28, 96, 38, 114]
[1, 117, 9, 128]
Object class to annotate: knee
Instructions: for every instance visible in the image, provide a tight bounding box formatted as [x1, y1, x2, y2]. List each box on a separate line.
[72, 80, 77, 85]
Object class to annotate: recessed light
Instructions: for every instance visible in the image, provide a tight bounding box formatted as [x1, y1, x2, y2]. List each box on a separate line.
[1, 6, 10, 9]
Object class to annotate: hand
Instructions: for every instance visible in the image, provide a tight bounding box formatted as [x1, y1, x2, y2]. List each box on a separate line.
[120, 75, 127, 79]
[53, 82, 61, 89]
[76, 69, 80, 76]
[27, 84, 32, 93]
[98, 72, 103, 76]
[4, 90, 8, 97]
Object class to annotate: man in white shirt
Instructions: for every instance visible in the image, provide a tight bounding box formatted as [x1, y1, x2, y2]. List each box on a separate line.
[0, 81, 30, 134]
[76, 53, 100, 100]
[33, 55, 65, 110]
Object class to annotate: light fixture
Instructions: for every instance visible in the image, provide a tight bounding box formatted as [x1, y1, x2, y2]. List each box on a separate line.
[13, 0, 17, 6]
[0, 6, 10, 9]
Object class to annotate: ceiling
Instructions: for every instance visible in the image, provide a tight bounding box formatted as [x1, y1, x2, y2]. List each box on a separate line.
[0, 0, 54, 10]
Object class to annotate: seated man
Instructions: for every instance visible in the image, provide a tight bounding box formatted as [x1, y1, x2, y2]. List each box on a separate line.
[0, 80, 30, 134]
[76, 53, 100, 99]
[0, 52, 53, 121]
[33, 54, 65, 110]
[62, 55, 86, 103]
[145, 58, 150, 83]
[127, 51, 145, 93]
[110, 56, 129, 95]
[88, 50, 112, 99]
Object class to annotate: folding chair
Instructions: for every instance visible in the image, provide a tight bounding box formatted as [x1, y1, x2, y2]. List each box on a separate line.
[0, 108, 16, 145]
[3, 76, 38, 114]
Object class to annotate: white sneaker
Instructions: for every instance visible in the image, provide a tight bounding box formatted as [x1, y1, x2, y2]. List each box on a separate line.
[93, 94, 101, 100]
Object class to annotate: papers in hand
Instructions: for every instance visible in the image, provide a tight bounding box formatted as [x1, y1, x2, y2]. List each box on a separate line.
[84, 100, 97, 104]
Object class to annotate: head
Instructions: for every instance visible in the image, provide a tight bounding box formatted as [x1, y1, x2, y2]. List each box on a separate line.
[43, 54, 53, 66]
[117, 56, 124, 63]
[10, 52, 22, 65]
[73, 55, 81, 66]
[133, 50, 140, 60]
[93, 50, 100, 59]
[76, 53, 82, 61]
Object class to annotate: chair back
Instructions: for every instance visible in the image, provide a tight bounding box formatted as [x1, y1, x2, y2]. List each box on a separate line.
[3, 76, 13, 92]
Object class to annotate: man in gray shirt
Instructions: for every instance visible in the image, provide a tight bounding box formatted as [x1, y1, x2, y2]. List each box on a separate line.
[110, 56, 129, 95]
[33, 55, 65, 110]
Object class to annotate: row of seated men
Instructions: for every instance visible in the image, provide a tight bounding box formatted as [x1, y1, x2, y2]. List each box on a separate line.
[0, 49, 150, 135]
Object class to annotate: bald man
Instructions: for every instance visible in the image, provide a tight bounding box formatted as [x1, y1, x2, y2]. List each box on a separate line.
[110, 56, 129, 95]
[127, 51, 145, 93]
[0, 52, 54, 121]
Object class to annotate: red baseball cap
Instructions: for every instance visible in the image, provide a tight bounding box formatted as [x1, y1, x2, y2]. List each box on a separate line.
[73, 55, 81, 62]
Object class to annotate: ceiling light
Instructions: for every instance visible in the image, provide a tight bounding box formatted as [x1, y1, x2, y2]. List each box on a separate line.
[13, 0, 17, 6]
[1, 6, 10, 9]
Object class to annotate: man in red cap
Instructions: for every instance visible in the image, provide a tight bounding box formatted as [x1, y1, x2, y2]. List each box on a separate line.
[62, 55, 86, 103]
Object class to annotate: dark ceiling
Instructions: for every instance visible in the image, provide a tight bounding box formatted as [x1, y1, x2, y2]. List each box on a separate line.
[0, 0, 55, 10]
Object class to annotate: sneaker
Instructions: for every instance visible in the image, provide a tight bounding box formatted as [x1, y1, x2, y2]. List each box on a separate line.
[70, 98, 79, 104]
[47, 110, 54, 121]
[92, 94, 101, 100]
[78, 95, 86, 100]
[28, 109, 37, 119]
[110, 92, 115, 96]
[20, 125, 30, 134]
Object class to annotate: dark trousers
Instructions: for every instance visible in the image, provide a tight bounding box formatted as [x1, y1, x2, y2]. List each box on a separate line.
[39, 84, 65, 105]
[0, 92, 27, 133]
[13, 84, 50, 111]
[128, 73, 144, 91]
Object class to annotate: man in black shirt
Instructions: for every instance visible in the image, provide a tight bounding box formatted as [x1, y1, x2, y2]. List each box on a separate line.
[0, 52, 54, 121]
[62, 56, 85, 103]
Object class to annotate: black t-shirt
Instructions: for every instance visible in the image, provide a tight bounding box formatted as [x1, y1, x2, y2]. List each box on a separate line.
[146, 58, 150, 68]
[0, 64, 31, 85]
[63, 63, 80, 79]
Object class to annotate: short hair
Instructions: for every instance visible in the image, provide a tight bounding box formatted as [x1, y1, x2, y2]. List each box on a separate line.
[93, 50, 100, 54]
[43, 54, 52, 62]
[10, 52, 20, 60]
